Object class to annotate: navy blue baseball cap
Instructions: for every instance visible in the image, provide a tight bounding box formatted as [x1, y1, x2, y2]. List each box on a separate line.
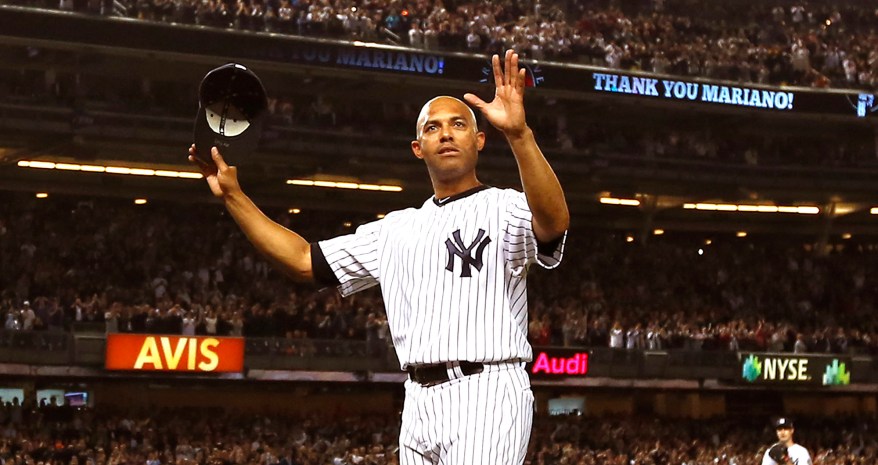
[774, 417, 794, 428]
[193, 63, 267, 162]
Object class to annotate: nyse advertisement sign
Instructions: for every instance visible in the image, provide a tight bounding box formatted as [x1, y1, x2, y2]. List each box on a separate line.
[739, 353, 851, 386]
[3, 5, 875, 119]
[527, 349, 589, 379]
[105, 334, 245, 373]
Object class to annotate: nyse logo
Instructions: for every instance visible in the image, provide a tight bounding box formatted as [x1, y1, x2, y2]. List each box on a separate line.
[763, 357, 810, 381]
[742, 354, 762, 382]
[823, 359, 851, 385]
[134, 336, 221, 371]
[445, 229, 491, 278]
[742, 355, 811, 382]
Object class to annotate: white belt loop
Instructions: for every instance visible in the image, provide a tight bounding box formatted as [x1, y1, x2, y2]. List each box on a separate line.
[451, 362, 465, 379]
[445, 362, 457, 381]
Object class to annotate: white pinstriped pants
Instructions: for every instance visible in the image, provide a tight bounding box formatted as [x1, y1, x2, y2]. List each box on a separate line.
[399, 362, 534, 465]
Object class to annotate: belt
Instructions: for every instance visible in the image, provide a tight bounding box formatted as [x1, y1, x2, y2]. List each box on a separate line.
[406, 361, 484, 386]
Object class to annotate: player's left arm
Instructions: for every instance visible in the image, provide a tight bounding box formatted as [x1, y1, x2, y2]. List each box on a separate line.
[464, 49, 569, 243]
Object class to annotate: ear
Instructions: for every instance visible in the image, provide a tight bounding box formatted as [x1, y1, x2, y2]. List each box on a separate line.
[411, 140, 424, 160]
[476, 131, 486, 151]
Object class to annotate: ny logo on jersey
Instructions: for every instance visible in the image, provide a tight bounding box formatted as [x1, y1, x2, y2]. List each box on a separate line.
[445, 228, 491, 278]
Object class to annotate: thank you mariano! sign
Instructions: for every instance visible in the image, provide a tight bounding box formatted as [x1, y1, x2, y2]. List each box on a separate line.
[592, 72, 795, 111]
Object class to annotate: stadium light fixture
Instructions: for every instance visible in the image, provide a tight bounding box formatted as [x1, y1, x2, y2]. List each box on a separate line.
[17, 160, 202, 179]
[287, 179, 403, 192]
[683, 202, 818, 215]
[600, 197, 640, 206]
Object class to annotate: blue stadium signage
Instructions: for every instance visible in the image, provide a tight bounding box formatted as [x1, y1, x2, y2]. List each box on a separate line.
[592, 72, 795, 111]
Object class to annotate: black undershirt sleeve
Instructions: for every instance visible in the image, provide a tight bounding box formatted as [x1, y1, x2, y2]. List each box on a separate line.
[537, 235, 563, 257]
[310, 242, 341, 287]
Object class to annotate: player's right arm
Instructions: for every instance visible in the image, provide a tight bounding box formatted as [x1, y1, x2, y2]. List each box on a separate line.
[189, 145, 314, 282]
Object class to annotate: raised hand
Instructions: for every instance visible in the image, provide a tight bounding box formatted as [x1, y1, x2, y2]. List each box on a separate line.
[464, 49, 528, 138]
[187, 145, 242, 199]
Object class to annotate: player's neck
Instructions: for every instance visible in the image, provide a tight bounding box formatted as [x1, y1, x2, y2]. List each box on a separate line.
[431, 175, 482, 200]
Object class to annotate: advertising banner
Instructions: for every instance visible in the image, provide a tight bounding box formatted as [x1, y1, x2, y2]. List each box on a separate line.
[738, 352, 851, 386]
[105, 334, 245, 373]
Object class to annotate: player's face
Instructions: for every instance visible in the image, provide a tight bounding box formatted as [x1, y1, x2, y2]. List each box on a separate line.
[411, 97, 485, 183]
[776, 426, 793, 443]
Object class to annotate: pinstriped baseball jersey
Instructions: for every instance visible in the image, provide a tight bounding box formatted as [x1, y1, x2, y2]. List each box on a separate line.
[313, 185, 566, 368]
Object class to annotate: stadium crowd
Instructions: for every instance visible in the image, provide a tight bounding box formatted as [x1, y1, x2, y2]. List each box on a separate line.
[1, 192, 877, 355]
[0, 401, 876, 465]
[4, 0, 878, 90]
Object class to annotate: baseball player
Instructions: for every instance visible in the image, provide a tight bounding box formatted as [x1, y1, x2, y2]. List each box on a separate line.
[762, 418, 812, 465]
[188, 49, 569, 465]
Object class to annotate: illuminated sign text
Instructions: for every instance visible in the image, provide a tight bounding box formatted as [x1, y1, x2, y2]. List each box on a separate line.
[105, 334, 244, 373]
[531, 352, 589, 376]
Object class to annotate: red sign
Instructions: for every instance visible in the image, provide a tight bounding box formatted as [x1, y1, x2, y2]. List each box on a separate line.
[530, 351, 589, 376]
[105, 334, 244, 373]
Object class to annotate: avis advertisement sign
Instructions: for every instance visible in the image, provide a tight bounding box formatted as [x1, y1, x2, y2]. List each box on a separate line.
[105, 334, 245, 373]
[527, 349, 589, 379]
[739, 352, 851, 386]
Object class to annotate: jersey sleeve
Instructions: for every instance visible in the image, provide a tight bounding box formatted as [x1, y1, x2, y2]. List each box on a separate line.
[502, 190, 566, 274]
[314, 219, 382, 297]
[797, 448, 812, 465]
[761, 449, 776, 465]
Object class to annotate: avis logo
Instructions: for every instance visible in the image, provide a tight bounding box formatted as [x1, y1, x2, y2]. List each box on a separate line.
[742, 354, 762, 382]
[822, 359, 851, 385]
[480, 61, 544, 87]
[134, 336, 221, 371]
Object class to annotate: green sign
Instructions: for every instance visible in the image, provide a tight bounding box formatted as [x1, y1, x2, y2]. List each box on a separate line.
[822, 359, 851, 386]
